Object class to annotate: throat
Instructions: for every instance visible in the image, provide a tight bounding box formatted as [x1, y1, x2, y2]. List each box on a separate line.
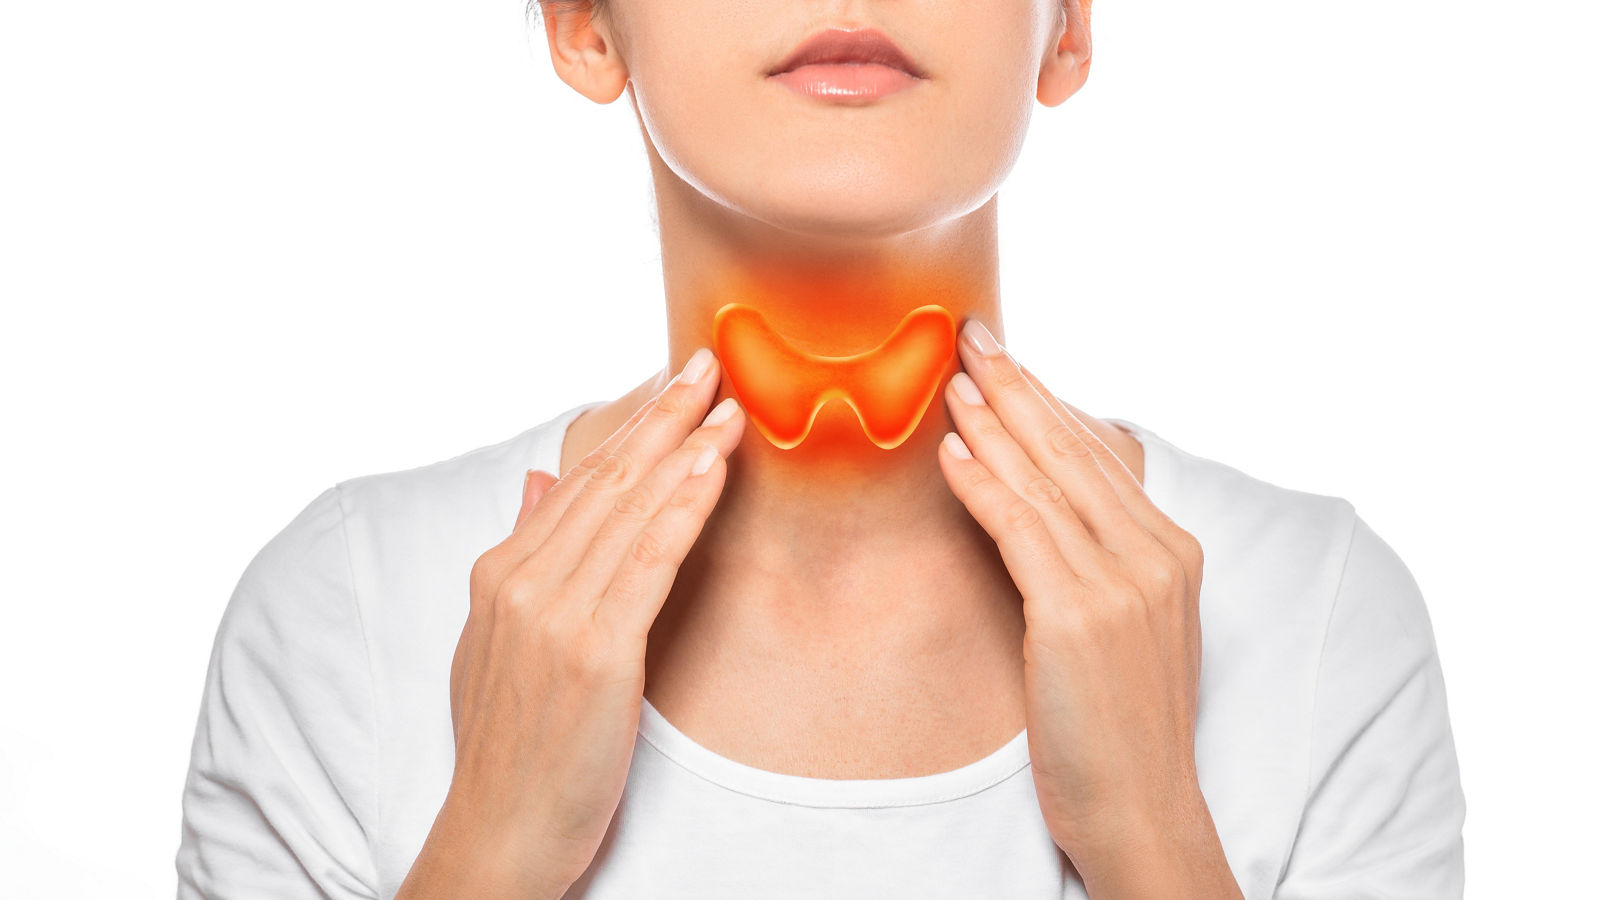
[643, 516, 1031, 780]
[661, 443, 1025, 656]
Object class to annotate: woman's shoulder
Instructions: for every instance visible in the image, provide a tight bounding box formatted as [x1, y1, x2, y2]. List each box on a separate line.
[1109, 416, 1431, 675]
[1106, 416, 1360, 567]
[225, 400, 600, 640]
[1115, 419, 1463, 895]
[334, 400, 599, 536]
[181, 404, 600, 897]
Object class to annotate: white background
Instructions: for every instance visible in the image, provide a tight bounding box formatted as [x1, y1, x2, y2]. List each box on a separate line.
[2, 0, 1594, 895]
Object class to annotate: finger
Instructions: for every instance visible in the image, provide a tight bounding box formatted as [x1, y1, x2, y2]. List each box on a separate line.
[593, 421, 735, 641]
[509, 347, 719, 561]
[1013, 364, 1164, 522]
[472, 395, 663, 600]
[955, 318, 1148, 552]
[567, 396, 745, 604]
[473, 358, 716, 614]
[935, 430, 1088, 615]
[514, 469, 560, 532]
[943, 370, 1108, 567]
[510, 383, 672, 551]
[457, 467, 556, 735]
[1013, 363, 1201, 585]
[536, 347, 725, 576]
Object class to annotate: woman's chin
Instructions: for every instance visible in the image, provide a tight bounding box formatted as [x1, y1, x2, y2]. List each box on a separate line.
[736, 194, 955, 243]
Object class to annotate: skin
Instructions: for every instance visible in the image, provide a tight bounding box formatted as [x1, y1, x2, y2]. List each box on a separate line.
[396, 1, 1244, 897]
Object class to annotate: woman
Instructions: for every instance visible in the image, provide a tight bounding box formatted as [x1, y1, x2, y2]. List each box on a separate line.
[176, 1, 1467, 897]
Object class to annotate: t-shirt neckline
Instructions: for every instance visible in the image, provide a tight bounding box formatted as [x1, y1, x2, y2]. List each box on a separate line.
[537, 400, 1176, 809]
[636, 695, 1031, 808]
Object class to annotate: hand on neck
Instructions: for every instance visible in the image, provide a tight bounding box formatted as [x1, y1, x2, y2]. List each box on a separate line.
[566, 166, 1025, 629]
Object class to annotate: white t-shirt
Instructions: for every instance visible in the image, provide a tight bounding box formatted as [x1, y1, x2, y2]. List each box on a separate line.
[175, 402, 1466, 899]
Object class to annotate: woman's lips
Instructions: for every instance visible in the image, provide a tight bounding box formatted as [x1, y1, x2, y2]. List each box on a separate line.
[768, 62, 923, 102]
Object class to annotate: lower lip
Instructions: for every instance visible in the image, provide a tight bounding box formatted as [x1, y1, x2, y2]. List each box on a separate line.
[768, 62, 922, 102]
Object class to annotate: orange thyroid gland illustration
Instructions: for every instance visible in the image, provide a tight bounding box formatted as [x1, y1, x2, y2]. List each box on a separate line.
[712, 302, 957, 450]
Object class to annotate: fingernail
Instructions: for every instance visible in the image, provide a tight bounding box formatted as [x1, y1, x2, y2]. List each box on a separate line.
[515, 469, 536, 525]
[961, 319, 1003, 357]
[690, 444, 719, 476]
[950, 372, 986, 406]
[702, 396, 739, 427]
[943, 431, 973, 459]
[680, 347, 713, 384]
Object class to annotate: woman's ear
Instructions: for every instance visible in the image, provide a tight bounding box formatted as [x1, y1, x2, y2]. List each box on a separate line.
[1037, 1, 1093, 108]
[541, 2, 630, 104]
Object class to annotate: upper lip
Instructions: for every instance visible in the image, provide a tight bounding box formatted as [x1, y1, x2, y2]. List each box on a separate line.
[768, 27, 926, 78]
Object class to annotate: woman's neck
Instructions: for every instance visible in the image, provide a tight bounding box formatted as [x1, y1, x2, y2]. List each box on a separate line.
[653, 143, 1003, 509]
[657, 160, 1010, 625]
[557, 157, 1139, 648]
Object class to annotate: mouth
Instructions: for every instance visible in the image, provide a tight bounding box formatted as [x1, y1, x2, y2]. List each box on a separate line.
[766, 27, 927, 102]
[768, 27, 926, 78]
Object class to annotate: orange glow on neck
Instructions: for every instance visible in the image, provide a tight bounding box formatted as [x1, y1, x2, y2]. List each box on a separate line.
[712, 302, 957, 450]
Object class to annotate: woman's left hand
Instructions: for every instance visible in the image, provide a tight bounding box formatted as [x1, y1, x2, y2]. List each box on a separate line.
[938, 319, 1240, 898]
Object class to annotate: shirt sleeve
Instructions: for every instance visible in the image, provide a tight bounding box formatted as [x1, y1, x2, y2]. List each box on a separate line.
[175, 484, 382, 899]
[1275, 510, 1467, 899]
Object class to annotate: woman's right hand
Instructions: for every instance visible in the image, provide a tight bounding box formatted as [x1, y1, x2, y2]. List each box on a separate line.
[396, 347, 745, 900]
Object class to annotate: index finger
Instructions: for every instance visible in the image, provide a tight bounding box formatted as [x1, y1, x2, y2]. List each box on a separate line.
[955, 318, 1139, 550]
[1014, 361, 1199, 582]
[511, 346, 722, 557]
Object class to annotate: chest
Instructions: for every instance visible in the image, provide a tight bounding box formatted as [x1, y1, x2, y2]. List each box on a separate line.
[640, 614, 1029, 780]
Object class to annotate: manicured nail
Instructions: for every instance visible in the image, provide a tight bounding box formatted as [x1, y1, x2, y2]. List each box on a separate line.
[961, 319, 1003, 357]
[943, 431, 973, 459]
[680, 347, 713, 384]
[701, 396, 739, 427]
[690, 444, 719, 476]
[950, 372, 986, 406]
